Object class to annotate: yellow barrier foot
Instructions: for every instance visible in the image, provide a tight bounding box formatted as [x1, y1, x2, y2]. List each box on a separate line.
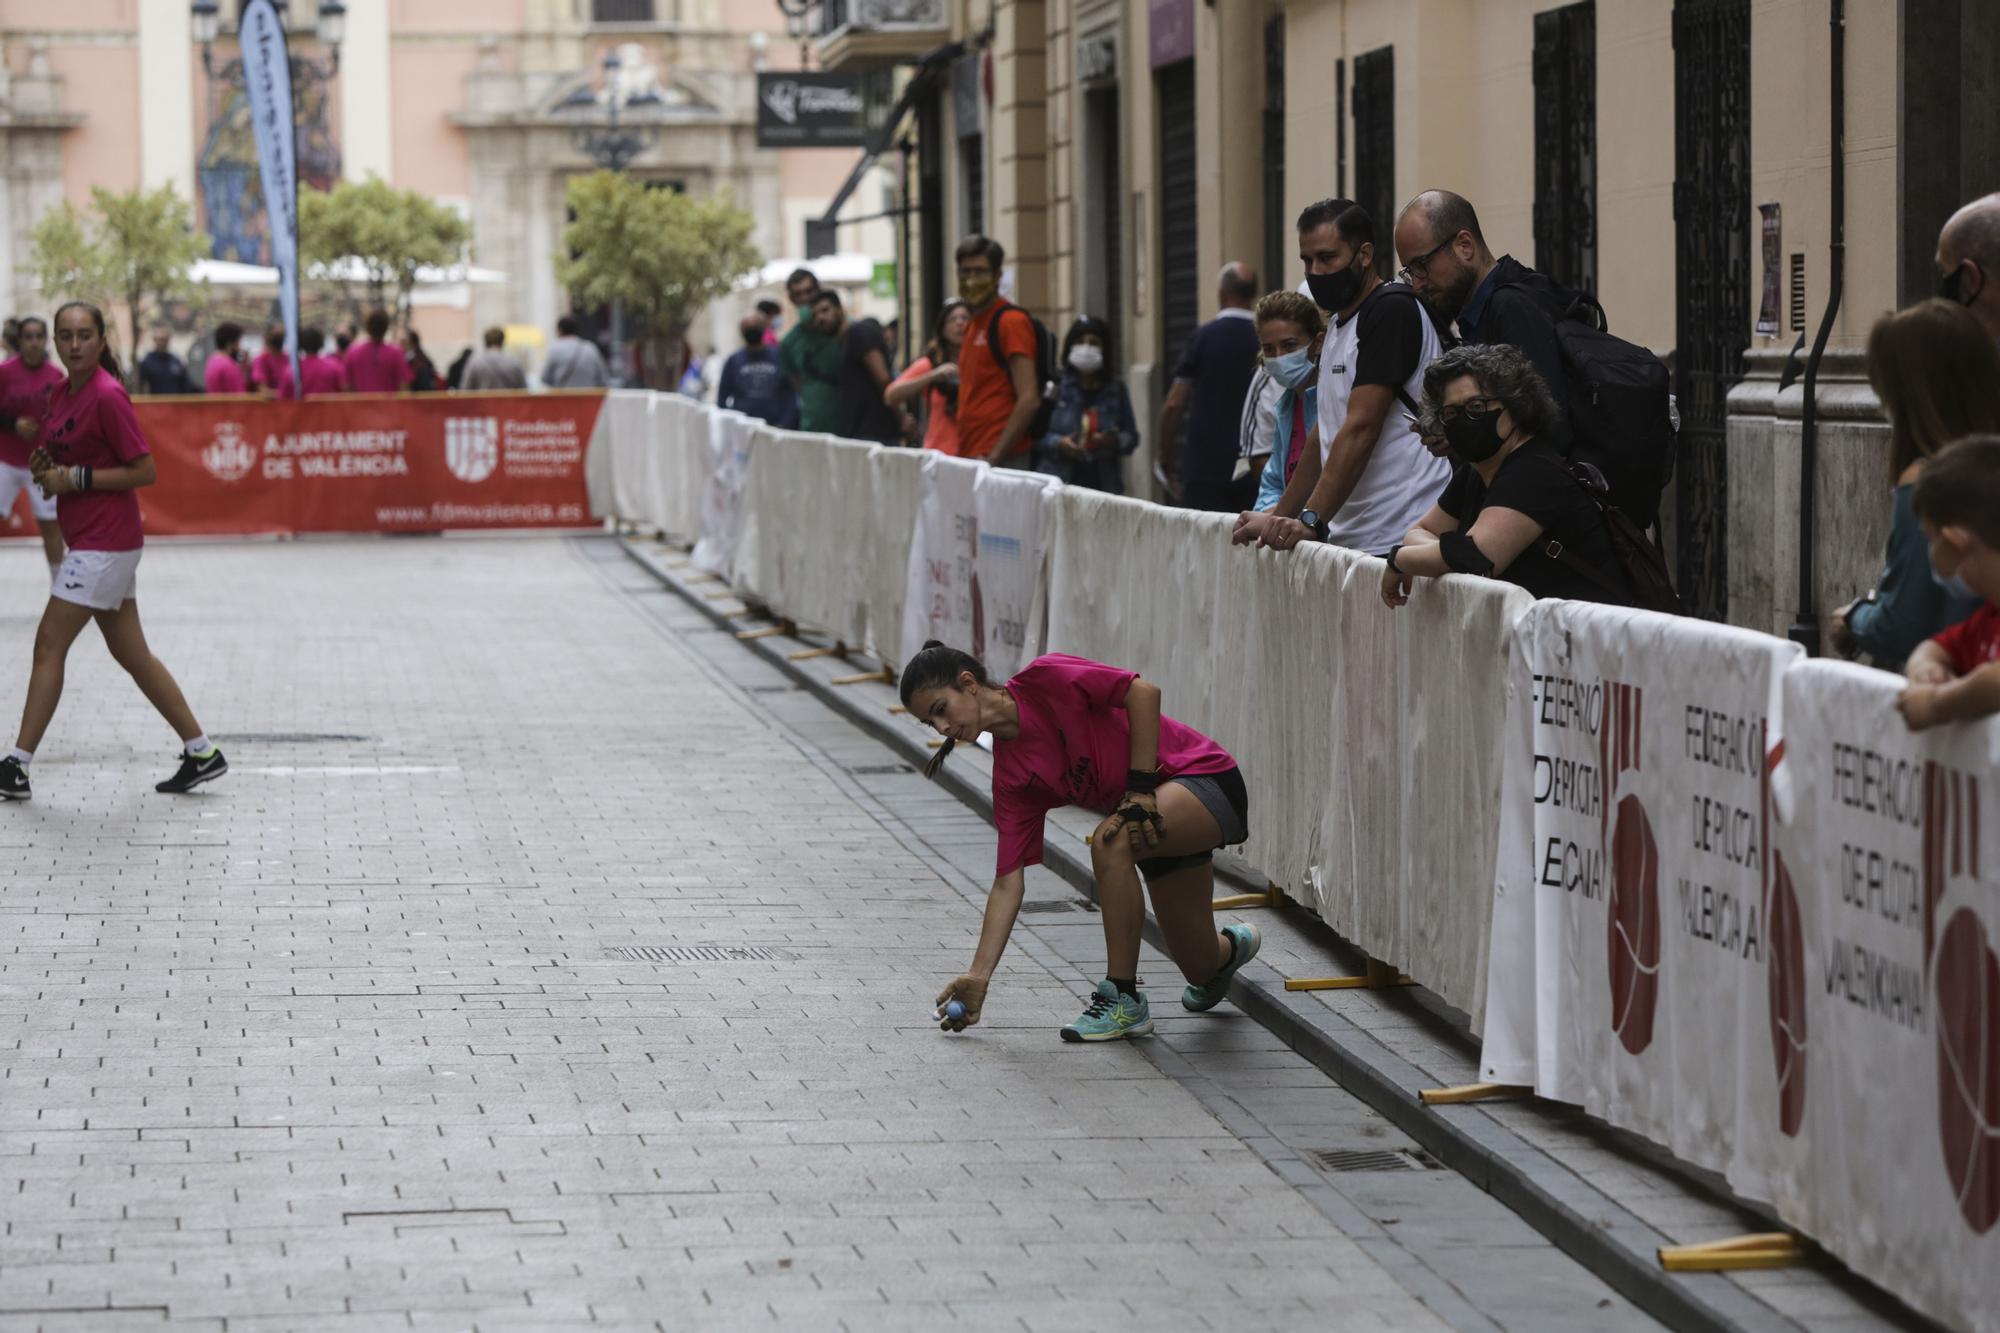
[832, 668, 893, 686]
[1418, 1082, 1530, 1106]
[703, 588, 739, 601]
[887, 704, 909, 715]
[925, 739, 946, 749]
[1285, 958, 1410, 991]
[788, 646, 844, 662]
[684, 572, 718, 585]
[1658, 1233, 1805, 1272]
[1212, 883, 1284, 910]
[736, 619, 796, 641]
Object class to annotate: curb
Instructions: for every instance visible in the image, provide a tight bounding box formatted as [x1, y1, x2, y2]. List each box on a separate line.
[619, 536, 1809, 1333]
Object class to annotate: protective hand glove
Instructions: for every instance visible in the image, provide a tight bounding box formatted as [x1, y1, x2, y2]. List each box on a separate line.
[935, 974, 988, 1032]
[1116, 790, 1164, 852]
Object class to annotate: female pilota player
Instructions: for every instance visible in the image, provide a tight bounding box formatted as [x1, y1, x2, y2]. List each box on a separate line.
[902, 642, 1259, 1041]
[0, 302, 225, 801]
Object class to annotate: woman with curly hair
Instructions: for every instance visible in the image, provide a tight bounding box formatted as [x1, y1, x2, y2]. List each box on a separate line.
[1382, 341, 1634, 607]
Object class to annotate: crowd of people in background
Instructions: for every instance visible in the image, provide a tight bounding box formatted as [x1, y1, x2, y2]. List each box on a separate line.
[1, 185, 1996, 734]
[719, 187, 2000, 734]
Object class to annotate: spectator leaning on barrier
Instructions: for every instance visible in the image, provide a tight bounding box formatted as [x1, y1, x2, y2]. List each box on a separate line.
[295, 327, 347, 396]
[1158, 263, 1261, 510]
[542, 315, 609, 390]
[778, 268, 842, 433]
[1936, 193, 2000, 345]
[887, 299, 968, 455]
[717, 312, 798, 428]
[953, 235, 1042, 464]
[343, 310, 414, 394]
[136, 328, 195, 396]
[462, 326, 528, 392]
[1234, 200, 1447, 554]
[813, 289, 903, 446]
[1383, 343, 1634, 608]
[1898, 435, 2000, 731]
[1244, 291, 1324, 513]
[204, 323, 248, 395]
[1036, 316, 1138, 493]
[1829, 300, 1999, 668]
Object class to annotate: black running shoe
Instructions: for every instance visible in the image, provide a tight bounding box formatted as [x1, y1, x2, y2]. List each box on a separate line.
[0, 757, 28, 801]
[156, 748, 227, 794]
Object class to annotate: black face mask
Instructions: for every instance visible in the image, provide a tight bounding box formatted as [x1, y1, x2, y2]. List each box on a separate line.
[1443, 405, 1508, 463]
[1940, 261, 1980, 306]
[1306, 257, 1366, 313]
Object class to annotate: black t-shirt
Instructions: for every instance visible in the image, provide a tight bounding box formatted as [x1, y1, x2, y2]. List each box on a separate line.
[1349, 282, 1426, 394]
[1436, 438, 1631, 603]
[1173, 312, 1261, 483]
[838, 319, 903, 442]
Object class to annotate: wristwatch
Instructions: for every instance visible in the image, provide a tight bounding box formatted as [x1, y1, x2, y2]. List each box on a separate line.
[1297, 508, 1327, 542]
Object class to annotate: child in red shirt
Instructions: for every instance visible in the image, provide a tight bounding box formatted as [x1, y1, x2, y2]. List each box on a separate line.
[901, 643, 1260, 1042]
[1899, 436, 2000, 730]
[0, 302, 226, 802]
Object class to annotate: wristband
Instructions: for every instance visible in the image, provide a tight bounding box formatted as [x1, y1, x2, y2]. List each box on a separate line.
[1125, 767, 1162, 794]
[71, 466, 91, 493]
[1387, 543, 1403, 574]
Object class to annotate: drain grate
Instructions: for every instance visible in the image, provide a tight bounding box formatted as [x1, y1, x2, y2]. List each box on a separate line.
[1308, 1147, 1441, 1174]
[743, 684, 800, 694]
[1019, 899, 1084, 914]
[850, 763, 915, 775]
[219, 732, 374, 744]
[603, 944, 782, 964]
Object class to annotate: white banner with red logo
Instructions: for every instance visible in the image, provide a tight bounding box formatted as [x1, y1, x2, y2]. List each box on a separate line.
[972, 467, 1060, 680]
[1763, 661, 2000, 1330]
[1481, 602, 1804, 1177]
[899, 452, 985, 666]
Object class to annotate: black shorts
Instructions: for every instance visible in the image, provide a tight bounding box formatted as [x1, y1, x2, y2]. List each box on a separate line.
[1137, 767, 1250, 881]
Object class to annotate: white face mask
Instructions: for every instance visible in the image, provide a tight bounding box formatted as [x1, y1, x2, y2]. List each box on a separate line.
[1067, 344, 1105, 374]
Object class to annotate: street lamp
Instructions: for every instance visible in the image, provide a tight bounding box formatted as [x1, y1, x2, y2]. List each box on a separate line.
[192, 0, 346, 82]
[566, 48, 662, 388]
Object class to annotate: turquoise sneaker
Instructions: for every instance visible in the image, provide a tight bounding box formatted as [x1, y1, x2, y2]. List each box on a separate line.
[1182, 923, 1261, 1012]
[1060, 979, 1154, 1042]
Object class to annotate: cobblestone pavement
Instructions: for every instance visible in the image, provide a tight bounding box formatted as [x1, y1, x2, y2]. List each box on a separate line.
[0, 536, 1657, 1332]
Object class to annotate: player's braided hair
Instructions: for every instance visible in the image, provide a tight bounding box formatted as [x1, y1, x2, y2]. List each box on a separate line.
[897, 640, 988, 777]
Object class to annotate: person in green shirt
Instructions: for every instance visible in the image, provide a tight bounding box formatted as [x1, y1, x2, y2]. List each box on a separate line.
[778, 268, 843, 433]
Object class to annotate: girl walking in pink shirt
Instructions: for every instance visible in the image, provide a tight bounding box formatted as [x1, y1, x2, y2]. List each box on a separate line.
[0, 303, 225, 802]
[902, 643, 1260, 1042]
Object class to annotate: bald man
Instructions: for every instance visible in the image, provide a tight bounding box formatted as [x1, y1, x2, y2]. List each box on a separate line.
[1159, 261, 1263, 510]
[1938, 193, 2000, 343]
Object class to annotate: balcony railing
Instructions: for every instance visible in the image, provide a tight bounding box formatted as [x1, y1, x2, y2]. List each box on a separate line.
[820, 0, 947, 36]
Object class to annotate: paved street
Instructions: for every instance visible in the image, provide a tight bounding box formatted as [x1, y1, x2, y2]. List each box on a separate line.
[0, 535, 1656, 1332]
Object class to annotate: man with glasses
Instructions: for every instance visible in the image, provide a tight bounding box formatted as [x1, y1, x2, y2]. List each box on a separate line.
[1392, 190, 1567, 412]
[952, 235, 1042, 463]
[1233, 198, 1447, 556]
[779, 267, 844, 434]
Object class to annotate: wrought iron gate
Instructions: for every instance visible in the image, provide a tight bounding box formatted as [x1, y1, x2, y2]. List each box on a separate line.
[1158, 61, 1199, 374]
[1533, 2, 1597, 295]
[1264, 15, 1287, 290]
[1352, 46, 1395, 278]
[1672, 0, 1751, 621]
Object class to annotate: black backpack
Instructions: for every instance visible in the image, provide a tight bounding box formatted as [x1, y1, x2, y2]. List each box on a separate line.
[1488, 272, 1677, 531]
[984, 302, 1061, 451]
[1536, 456, 1685, 614]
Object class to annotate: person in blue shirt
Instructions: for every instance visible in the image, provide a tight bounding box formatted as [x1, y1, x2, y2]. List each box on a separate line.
[1035, 316, 1138, 491]
[716, 312, 799, 428]
[1830, 299, 2000, 668]
[1248, 291, 1324, 512]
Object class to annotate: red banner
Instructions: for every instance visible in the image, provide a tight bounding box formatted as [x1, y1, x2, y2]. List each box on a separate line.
[4, 391, 605, 537]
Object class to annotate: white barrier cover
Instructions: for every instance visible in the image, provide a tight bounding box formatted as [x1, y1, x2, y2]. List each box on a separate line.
[814, 439, 877, 649]
[1766, 661, 2000, 1331]
[972, 468, 1060, 679]
[691, 409, 756, 579]
[1481, 603, 1802, 1172]
[648, 395, 707, 541]
[603, 390, 655, 525]
[866, 447, 926, 667]
[900, 453, 985, 663]
[732, 428, 829, 613]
